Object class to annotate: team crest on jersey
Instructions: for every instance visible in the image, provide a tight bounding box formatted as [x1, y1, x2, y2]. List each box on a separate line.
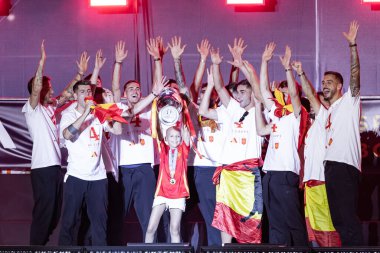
[242, 138, 246, 145]
[209, 136, 214, 142]
[275, 143, 279, 149]
[271, 124, 277, 133]
[140, 139, 145, 145]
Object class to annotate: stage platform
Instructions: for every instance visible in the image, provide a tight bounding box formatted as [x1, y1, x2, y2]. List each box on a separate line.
[1, 244, 380, 253]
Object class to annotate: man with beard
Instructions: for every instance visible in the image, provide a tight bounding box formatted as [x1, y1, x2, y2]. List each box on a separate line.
[318, 21, 363, 246]
[23, 41, 89, 245]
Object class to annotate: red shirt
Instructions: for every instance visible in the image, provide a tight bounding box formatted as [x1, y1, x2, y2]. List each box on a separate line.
[155, 141, 190, 199]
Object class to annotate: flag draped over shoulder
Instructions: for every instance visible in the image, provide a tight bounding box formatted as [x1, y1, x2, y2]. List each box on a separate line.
[212, 158, 263, 243]
[304, 180, 341, 247]
[91, 103, 128, 124]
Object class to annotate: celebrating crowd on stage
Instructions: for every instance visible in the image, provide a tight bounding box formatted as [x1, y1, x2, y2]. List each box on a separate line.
[23, 21, 363, 247]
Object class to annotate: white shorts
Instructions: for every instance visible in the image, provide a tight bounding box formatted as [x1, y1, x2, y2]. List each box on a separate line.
[152, 196, 186, 212]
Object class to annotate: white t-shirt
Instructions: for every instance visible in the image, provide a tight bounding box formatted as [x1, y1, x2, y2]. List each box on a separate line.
[60, 107, 110, 181]
[22, 100, 61, 169]
[110, 107, 156, 167]
[303, 106, 328, 182]
[263, 104, 301, 174]
[217, 99, 262, 165]
[188, 103, 225, 167]
[323, 88, 361, 171]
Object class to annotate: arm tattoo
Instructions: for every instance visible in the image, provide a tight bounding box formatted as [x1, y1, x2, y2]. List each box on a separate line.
[349, 46, 360, 97]
[174, 58, 191, 99]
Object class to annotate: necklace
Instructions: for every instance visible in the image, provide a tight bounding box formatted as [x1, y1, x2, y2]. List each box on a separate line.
[168, 148, 178, 185]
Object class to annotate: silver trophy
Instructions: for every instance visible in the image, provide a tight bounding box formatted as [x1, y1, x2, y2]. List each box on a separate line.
[155, 87, 184, 139]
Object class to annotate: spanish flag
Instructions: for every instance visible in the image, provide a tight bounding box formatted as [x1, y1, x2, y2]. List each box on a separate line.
[212, 158, 263, 243]
[91, 103, 128, 124]
[304, 180, 341, 247]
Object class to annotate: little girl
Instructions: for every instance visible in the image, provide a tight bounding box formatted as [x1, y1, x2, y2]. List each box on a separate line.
[145, 125, 190, 243]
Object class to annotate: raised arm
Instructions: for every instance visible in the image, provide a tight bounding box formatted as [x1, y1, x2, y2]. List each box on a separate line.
[279, 46, 301, 117]
[241, 60, 263, 103]
[57, 51, 90, 107]
[198, 69, 218, 120]
[182, 125, 190, 147]
[29, 40, 46, 109]
[168, 36, 191, 99]
[343, 20, 360, 97]
[254, 98, 272, 136]
[90, 49, 106, 86]
[227, 38, 247, 83]
[210, 47, 230, 107]
[112, 41, 128, 103]
[147, 37, 165, 84]
[260, 42, 276, 110]
[291, 61, 321, 114]
[190, 39, 210, 103]
[131, 76, 168, 115]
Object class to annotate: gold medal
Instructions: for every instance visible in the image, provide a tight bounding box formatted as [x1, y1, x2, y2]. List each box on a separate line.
[170, 178, 176, 185]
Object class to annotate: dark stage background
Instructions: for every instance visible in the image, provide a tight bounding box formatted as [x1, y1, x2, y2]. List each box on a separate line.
[0, 0, 380, 247]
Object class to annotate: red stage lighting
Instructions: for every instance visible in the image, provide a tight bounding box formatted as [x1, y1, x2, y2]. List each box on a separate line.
[0, 0, 11, 16]
[227, 0, 265, 5]
[89, 0, 136, 14]
[90, 0, 128, 7]
[362, 0, 380, 10]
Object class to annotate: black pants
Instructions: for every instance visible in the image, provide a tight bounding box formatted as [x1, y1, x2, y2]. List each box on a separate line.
[30, 165, 63, 245]
[193, 166, 222, 246]
[120, 163, 156, 241]
[263, 171, 308, 246]
[59, 176, 108, 246]
[106, 172, 124, 245]
[325, 161, 364, 246]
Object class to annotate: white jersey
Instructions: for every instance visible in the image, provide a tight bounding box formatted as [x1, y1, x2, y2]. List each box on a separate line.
[323, 88, 361, 171]
[303, 106, 328, 182]
[188, 103, 225, 167]
[60, 107, 110, 181]
[110, 107, 156, 167]
[217, 99, 262, 165]
[22, 100, 61, 169]
[263, 104, 301, 175]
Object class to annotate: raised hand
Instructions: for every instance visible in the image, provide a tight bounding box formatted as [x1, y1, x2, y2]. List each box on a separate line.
[157, 36, 168, 58]
[197, 39, 211, 61]
[227, 37, 247, 68]
[279, 46, 291, 69]
[95, 49, 106, 70]
[77, 51, 90, 76]
[168, 36, 186, 60]
[343, 20, 359, 45]
[115, 41, 128, 63]
[146, 37, 160, 59]
[102, 88, 115, 103]
[291, 60, 303, 75]
[262, 42, 276, 62]
[210, 47, 223, 65]
[152, 76, 169, 96]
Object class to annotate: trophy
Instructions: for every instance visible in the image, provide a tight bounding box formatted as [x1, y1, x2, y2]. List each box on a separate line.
[152, 87, 185, 139]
